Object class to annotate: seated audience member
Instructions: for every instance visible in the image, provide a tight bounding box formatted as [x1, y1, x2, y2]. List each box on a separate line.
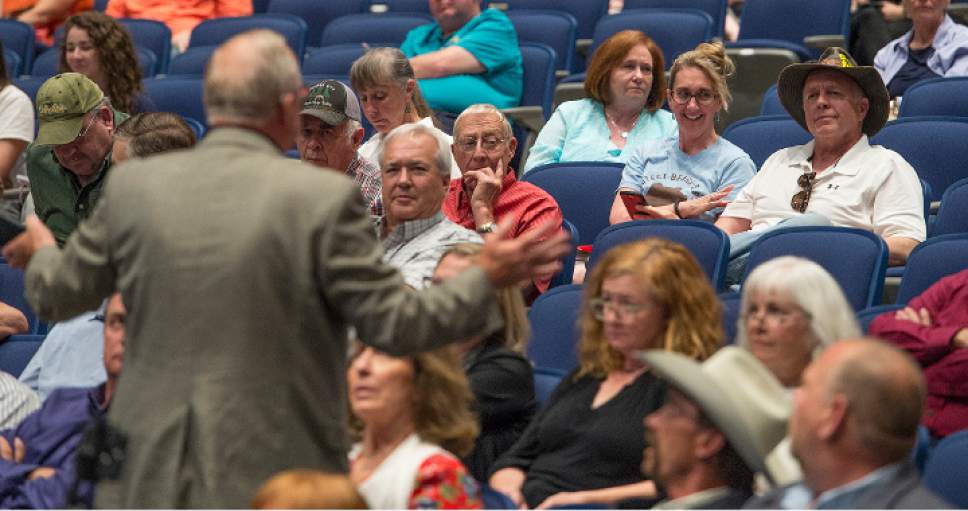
[0, 371, 39, 429]
[738, 256, 860, 388]
[851, 0, 911, 66]
[874, 0, 968, 97]
[0, 293, 125, 509]
[430, 243, 536, 482]
[401, 0, 522, 116]
[105, 0, 252, 52]
[0, 45, 33, 221]
[8, 0, 91, 46]
[0, 301, 28, 338]
[489, 239, 723, 509]
[609, 42, 755, 224]
[524, 30, 676, 172]
[642, 347, 791, 509]
[348, 345, 481, 509]
[252, 470, 367, 509]
[297, 80, 382, 219]
[59, 12, 146, 115]
[379, 122, 481, 288]
[716, 47, 924, 280]
[444, 104, 563, 294]
[111, 111, 196, 163]
[869, 267, 968, 439]
[26, 73, 128, 244]
[350, 47, 460, 179]
[745, 338, 951, 509]
[20, 112, 194, 400]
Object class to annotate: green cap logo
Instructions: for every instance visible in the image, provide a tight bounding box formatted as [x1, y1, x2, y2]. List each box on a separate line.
[34, 73, 105, 146]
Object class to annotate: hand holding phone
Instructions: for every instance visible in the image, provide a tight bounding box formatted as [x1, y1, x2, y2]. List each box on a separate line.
[619, 190, 646, 219]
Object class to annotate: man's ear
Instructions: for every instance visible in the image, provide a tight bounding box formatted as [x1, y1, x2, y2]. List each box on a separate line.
[857, 96, 870, 120]
[352, 127, 365, 148]
[818, 393, 849, 441]
[695, 429, 727, 461]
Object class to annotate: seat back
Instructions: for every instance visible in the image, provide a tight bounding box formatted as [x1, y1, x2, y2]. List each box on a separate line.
[319, 13, 431, 47]
[527, 284, 583, 373]
[167, 45, 216, 77]
[189, 14, 308, 62]
[369, 0, 435, 13]
[736, 0, 850, 60]
[521, 162, 623, 246]
[549, 218, 580, 289]
[591, 9, 715, 66]
[507, 10, 577, 73]
[0, 264, 40, 335]
[588, 220, 730, 291]
[923, 429, 968, 508]
[267, 0, 369, 50]
[896, 234, 968, 304]
[719, 291, 742, 345]
[143, 78, 207, 128]
[3, 47, 23, 78]
[118, 18, 172, 74]
[899, 77, 968, 118]
[0, 19, 36, 75]
[518, 42, 556, 119]
[759, 83, 786, 116]
[856, 304, 904, 333]
[533, 366, 566, 408]
[933, 177, 968, 236]
[302, 44, 370, 76]
[497, 0, 607, 40]
[744, 226, 888, 311]
[871, 117, 968, 203]
[720, 48, 798, 130]
[722, 115, 811, 169]
[623, 0, 727, 39]
[0, 334, 45, 378]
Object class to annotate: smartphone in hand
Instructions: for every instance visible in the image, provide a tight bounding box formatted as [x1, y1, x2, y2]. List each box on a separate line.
[619, 190, 646, 219]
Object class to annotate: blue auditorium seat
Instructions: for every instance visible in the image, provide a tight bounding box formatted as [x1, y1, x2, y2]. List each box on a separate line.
[267, 0, 369, 50]
[521, 162, 623, 246]
[933, 178, 968, 237]
[118, 18, 172, 75]
[899, 77, 968, 118]
[871, 116, 968, 203]
[319, 13, 431, 47]
[527, 284, 582, 373]
[721, 115, 811, 169]
[142, 78, 206, 128]
[3, 48, 22, 78]
[0, 19, 36, 76]
[31, 47, 158, 78]
[189, 14, 308, 63]
[590, 9, 715, 67]
[0, 335, 45, 378]
[506, 10, 577, 74]
[727, 0, 851, 61]
[623, 0, 727, 39]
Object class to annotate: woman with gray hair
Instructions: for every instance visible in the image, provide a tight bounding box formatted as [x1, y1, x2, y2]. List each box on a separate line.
[737, 256, 861, 388]
[350, 47, 459, 178]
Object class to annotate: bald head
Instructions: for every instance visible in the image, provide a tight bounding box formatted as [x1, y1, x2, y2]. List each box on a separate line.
[824, 338, 925, 464]
[203, 29, 302, 125]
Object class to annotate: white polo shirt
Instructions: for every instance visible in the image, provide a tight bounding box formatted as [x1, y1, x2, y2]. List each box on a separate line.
[723, 135, 926, 241]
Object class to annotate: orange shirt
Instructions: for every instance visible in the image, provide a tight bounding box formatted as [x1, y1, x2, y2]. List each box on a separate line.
[105, 0, 252, 38]
[4, 0, 93, 46]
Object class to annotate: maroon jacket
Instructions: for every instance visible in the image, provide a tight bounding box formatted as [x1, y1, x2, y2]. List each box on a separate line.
[870, 268, 968, 438]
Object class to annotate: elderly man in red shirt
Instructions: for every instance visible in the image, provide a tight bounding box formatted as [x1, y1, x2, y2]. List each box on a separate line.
[443, 104, 563, 296]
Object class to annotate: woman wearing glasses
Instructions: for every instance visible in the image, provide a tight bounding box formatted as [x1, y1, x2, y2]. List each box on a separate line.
[489, 238, 723, 509]
[522, 30, 676, 173]
[609, 42, 755, 224]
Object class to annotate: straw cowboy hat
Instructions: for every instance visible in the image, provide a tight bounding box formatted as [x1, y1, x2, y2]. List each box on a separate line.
[776, 47, 890, 136]
[638, 347, 791, 483]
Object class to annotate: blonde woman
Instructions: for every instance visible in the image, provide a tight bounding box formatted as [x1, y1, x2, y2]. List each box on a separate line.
[489, 238, 723, 509]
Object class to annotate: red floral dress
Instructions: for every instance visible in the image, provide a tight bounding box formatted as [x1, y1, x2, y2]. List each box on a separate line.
[408, 454, 482, 509]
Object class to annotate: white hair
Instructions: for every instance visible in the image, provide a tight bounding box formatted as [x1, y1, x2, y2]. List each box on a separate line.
[453, 103, 513, 140]
[736, 256, 861, 356]
[377, 122, 453, 177]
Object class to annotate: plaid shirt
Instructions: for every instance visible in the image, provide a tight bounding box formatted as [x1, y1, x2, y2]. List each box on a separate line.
[381, 212, 482, 289]
[347, 155, 383, 219]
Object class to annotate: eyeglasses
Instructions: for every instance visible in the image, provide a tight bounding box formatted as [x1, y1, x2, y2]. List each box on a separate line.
[741, 305, 810, 325]
[589, 297, 653, 320]
[68, 111, 100, 145]
[669, 88, 717, 105]
[790, 171, 816, 213]
[456, 135, 505, 152]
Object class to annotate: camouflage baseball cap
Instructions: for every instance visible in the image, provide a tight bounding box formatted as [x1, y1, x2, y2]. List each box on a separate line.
[34, 73, 105, 146]
[300, 80, 362, 126]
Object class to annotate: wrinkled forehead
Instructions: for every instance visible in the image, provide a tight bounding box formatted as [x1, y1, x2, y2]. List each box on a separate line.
[455, 112, 508, 138]
[803, 68, 864, 98]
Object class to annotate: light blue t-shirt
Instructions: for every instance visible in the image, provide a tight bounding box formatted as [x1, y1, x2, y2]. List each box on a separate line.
[619, 134, 756, 221]
[402, 8, 522, 113]
[524, 98, 676, 173]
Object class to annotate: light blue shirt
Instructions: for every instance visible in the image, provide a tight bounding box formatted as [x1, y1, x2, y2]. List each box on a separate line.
[874, 15, 968, 86]
[402, 8, 522, 113]
[778, 463, 904, 509]
[523, 98, 676, 173]
[18, 309, 105, 402]
[618, 134, 755, 220]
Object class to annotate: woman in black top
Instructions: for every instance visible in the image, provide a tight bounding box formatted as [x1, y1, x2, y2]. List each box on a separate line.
[489, 238, 724, 509]
[431, 243, 537, 483]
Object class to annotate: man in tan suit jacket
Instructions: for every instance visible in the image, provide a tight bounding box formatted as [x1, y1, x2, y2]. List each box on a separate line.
[2, 30, 568, 508]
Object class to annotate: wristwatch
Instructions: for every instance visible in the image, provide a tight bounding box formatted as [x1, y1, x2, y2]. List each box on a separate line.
[476, 222, 497, 234]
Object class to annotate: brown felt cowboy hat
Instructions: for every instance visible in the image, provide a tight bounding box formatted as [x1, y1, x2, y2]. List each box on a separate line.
[777, 47, 890, 137]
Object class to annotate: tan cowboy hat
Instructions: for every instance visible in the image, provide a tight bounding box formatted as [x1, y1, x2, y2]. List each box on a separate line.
[776, 47, 890, 136]
[638, 347, 791, 483]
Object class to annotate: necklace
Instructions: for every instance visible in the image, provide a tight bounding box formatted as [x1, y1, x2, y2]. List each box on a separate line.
[605, 110, 641, 139]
